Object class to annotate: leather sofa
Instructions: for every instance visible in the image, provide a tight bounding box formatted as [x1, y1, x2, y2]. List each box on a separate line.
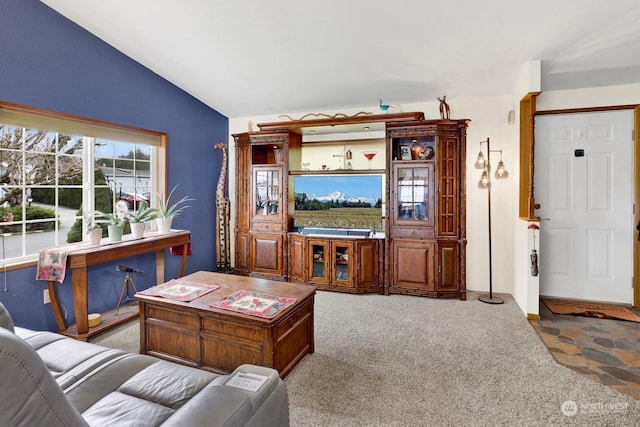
[0, 302, 289, 426]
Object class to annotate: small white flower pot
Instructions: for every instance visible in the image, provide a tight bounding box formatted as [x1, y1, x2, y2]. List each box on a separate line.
[156, 217, 173, 234]
[88, 228, 102, 245]
[130, 222, 146, 239]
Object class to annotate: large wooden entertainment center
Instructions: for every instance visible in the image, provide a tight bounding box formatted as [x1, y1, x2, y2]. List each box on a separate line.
[233, 112, 469, 299]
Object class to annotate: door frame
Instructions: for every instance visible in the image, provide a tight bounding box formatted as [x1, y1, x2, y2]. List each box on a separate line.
[525, 104, 640, 307]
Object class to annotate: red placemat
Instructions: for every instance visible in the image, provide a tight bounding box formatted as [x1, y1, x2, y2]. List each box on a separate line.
[138, 279, 219, 302]
[210, 290, 296, 319]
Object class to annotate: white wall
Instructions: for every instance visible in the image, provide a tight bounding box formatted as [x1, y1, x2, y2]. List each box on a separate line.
[537, 84, 640, 111]
[512, 60, 542, 318]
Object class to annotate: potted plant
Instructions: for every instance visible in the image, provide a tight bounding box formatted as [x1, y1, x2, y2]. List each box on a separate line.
[127, 201, 158, 239]
[97, 201, 129, 242]
[96, 212, 125, 241]
[87, 222, 103, 245]
[156, 185, 193, 233]
[83, 210, 103, 245]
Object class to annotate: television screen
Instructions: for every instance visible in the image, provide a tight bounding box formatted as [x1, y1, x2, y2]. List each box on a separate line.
[293, 174, 384, 231]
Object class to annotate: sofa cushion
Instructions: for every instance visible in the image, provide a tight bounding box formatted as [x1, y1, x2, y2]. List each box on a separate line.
[16, 327, 129, 389]
[64, 353, 159, 413]
[82, 391, 175, 426]
[119, 360, 217, 408]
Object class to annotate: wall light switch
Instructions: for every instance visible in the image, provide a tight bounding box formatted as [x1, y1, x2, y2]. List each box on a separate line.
[43, 289, 51, 304]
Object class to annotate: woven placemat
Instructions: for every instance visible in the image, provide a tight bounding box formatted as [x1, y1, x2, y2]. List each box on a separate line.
[210, 290, 296, 319]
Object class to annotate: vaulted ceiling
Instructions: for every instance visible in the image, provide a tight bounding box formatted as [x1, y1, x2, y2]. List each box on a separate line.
[42, 0, 640, 118]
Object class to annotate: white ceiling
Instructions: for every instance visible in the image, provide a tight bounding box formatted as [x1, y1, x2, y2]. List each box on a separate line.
[42, 0, 640, 118]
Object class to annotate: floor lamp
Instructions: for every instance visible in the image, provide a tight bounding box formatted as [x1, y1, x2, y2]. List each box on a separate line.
[474, 138, 508, 304]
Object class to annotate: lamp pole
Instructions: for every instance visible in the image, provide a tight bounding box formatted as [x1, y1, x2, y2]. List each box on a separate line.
[477, 137, 505, 305]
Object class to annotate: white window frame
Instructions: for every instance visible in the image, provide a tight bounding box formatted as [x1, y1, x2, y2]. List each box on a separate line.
[0, 101, 167, 269]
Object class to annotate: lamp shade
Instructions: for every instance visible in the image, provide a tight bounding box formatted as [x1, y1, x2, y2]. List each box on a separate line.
[478, 170, 491, 189]
[494, 160, 508, 179]
[474, 151, 486, 169]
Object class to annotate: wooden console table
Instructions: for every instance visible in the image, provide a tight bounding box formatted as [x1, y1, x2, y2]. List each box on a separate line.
[47, 230, 190, 341]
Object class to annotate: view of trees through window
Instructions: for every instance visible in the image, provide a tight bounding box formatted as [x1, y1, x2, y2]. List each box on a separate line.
[0, 124, 155, 264]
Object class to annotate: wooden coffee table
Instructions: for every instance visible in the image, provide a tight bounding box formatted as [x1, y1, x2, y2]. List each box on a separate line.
[136, 271, 315, 378]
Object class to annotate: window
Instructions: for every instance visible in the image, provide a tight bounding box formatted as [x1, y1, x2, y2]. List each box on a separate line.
[0, 102, 166, 267]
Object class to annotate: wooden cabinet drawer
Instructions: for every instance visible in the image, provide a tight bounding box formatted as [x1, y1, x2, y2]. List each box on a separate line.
[390, 226, 435, 239]
[146, 322, 199, 363]
[201, 316, 263, 341]
[147, 304, 198, 327]
[143, 304, 199, 363]
[251, 221, 284, 231]
[274, 300, 312, 339]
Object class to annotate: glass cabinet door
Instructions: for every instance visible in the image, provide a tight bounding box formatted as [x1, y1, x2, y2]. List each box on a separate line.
[332, 242, 352, 286]
[252, 166, 281, 220]
[308, 240, 329, 284]
[393, 163, 434, 226]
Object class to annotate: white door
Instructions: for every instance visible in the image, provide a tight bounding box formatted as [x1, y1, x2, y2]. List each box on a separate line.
[534, 110, 634, 304]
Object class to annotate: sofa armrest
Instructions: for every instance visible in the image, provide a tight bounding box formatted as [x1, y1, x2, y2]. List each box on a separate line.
[161, 384, 253, 427]
[0, 301, 15, 333]
[219, 364, 282, 414]
[0, 327, 88, 427]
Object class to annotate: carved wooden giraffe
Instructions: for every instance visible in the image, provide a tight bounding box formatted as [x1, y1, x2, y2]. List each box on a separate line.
[213, 142, 231, 271]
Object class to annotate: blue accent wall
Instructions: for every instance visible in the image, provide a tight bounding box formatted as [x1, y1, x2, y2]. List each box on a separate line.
[0, 0, 227, 331]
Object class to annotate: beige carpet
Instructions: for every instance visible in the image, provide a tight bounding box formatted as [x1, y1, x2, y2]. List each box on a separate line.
[92, 291, 640, 426]
[542, 298, 640, 323]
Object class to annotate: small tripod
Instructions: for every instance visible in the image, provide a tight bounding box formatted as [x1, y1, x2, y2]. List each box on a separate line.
[115, 265, 142, 316]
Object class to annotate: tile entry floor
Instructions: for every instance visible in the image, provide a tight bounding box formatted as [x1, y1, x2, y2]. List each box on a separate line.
[530, 302, 640, 400]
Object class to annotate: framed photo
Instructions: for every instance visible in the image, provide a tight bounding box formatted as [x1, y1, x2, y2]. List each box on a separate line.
[412, 145, 435, 160]
[399, 145, 412, 160]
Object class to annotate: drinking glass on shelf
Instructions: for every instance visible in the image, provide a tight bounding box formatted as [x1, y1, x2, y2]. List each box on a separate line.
[362, 151, 378, 169]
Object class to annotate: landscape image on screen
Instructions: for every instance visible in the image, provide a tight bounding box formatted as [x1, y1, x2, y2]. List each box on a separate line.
[293, 174, 383, 230]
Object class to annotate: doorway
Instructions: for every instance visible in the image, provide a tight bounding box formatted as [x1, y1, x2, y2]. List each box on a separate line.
[534, 110, 634, 304]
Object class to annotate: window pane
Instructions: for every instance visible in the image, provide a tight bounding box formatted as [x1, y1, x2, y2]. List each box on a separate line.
[133, 166, 151, 200]
[95, 138, 114, 158]
[31, 187, 55, 207]
[58, 134, 83, 157]
[25, 232, 57, 257]
[0, 125, 22, 150]
[24, 129, 56, 154]
[1, 234, 26, 260]
[59, 187, 82, 213]
[115, 141, 135, 158]
[136, 144, 151, 158]
[58, 156, 82, 183]
[118, 159, 134, 171]
[26, 153, 55, 186]
[94, 188, 115, 214]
